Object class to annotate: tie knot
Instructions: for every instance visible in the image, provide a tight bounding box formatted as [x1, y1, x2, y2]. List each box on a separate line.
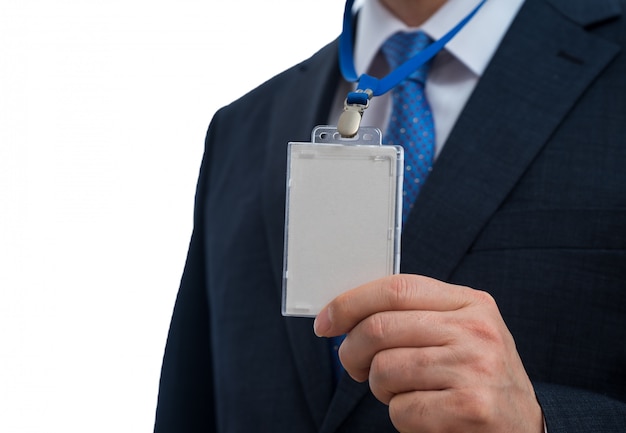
[381, 31, 432, 82]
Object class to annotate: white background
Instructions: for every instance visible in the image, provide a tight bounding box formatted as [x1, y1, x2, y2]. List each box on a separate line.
[0, 1, 346, 431]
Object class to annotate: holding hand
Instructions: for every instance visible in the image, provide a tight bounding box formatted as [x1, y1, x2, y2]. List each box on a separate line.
[314, 274, 544, 433]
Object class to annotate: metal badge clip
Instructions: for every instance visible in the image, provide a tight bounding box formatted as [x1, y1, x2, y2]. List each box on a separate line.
[337, 89, 372, 138]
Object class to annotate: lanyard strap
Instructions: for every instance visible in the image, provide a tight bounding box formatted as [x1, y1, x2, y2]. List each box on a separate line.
[339, 0, 488, 106]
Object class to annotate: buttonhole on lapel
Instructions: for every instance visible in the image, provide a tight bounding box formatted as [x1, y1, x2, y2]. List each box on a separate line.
[557, 50, 585, 65]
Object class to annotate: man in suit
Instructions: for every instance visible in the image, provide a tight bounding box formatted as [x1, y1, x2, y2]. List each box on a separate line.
[154, 0, 626, 431]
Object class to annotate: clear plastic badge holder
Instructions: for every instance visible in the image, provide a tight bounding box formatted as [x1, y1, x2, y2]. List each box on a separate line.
[282, 126, 403, 317]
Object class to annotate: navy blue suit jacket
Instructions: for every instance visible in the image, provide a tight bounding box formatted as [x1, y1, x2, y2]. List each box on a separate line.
[155, 0, 626, 431]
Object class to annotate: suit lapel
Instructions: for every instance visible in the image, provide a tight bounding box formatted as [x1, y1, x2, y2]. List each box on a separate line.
[401, 0, 621, 280]
[262, 40, 341, 276]
[319, 376, 371, 433]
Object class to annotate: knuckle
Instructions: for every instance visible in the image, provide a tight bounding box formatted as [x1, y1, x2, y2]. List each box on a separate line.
[387, 275, 413, 308]
[369, 350, 393, 382]
[472, 289, 497, 309]
[465, 316, 500, 344]
[461, 320, 508, 376]
[463, 290, 505, 344]
[361, 312, 388, 344]
[369, 352, 394, 404]
[389, 395, 428, 433]
[453, 388, 494, 425]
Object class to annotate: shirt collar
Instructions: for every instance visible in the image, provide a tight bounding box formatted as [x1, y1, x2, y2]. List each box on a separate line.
[354, 0, 525, 77]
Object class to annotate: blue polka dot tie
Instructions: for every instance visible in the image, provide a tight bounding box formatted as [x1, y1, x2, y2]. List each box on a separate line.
[382, 31, 435, 223]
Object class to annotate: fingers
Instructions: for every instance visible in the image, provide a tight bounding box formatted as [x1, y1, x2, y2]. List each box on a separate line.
[388, 388, 495, 433]
[314, 274, 473, 337]
[367, 346, 462, 404]
[311, 273, 544, 433]
[338, 309, 455, 381]
[388, 385, 543, 433]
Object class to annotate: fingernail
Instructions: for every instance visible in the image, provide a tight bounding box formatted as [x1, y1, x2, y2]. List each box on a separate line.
[314, 308, 331, 337]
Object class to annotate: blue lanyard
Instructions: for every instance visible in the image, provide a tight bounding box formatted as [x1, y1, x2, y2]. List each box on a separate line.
[339, 0, 488, 106]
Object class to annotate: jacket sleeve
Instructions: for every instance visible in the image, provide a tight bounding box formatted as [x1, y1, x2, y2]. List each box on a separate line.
[535, 382, 626, 432]
[154, 119, 217, 433]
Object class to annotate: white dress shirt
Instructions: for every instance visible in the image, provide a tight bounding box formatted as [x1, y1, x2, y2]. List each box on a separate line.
[330, 0, 525, 157]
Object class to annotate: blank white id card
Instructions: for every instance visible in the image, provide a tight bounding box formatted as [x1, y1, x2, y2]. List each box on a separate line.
[282, 126, 403, 317]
